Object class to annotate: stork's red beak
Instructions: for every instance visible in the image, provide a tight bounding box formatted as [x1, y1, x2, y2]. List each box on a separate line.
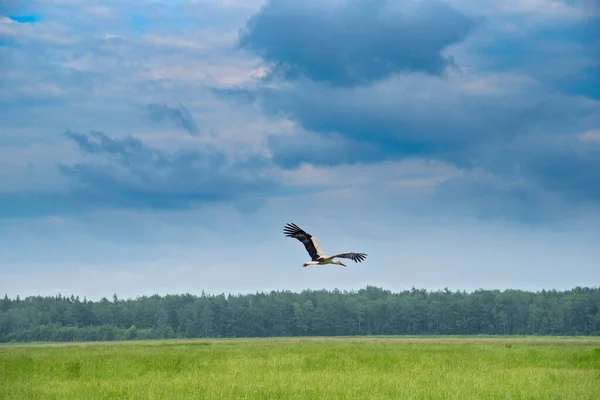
[341, 263, 346, 267]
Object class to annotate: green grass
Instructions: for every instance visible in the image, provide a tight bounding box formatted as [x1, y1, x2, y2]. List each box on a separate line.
[1, 336, 599, 399]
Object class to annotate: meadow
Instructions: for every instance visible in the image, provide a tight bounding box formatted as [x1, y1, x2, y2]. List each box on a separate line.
[1, 336, 599, 399]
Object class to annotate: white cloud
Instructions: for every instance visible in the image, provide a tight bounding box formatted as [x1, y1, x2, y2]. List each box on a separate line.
[578, 129, 600, 142]
[81, 5, 118, 19]
[494, 0, 589, 18]
[280, 158, 459, 190]
[141, 30, 238, 51]
[447, 0, 590, 18]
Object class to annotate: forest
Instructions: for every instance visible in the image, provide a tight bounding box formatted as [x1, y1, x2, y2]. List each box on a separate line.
[1, 286, 599, 343]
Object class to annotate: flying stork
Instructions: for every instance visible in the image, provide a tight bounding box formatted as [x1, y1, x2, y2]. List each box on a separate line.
[283, 222, 367, 267]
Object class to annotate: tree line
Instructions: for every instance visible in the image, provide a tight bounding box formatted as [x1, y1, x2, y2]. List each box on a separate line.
[1, 286, 599, 343]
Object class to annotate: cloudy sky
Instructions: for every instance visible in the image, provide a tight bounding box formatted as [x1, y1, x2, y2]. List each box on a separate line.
[1, 0, 599, 300]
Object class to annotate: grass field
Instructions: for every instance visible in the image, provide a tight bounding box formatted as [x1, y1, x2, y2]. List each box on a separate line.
[1, 336, 599, 399]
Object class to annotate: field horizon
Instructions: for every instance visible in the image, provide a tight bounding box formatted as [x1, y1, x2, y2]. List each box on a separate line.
[2, 334, 600, 347]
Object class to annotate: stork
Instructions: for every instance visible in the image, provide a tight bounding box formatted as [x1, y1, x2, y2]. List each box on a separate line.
[283, 222, 367, 267]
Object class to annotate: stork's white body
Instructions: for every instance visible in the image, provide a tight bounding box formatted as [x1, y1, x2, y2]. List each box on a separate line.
[302, 259, 345, 267]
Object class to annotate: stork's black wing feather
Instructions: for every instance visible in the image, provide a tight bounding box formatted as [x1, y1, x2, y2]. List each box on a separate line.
[331, 252, 367, 263]
[283, 223, 326, 261]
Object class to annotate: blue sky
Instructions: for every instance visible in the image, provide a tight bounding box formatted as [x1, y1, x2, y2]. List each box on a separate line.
[1, 0, 599, 300]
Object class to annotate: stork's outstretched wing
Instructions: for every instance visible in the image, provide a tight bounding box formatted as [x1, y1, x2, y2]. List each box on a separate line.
[283, 223, 327, 261]
[331, 252, 367, 263]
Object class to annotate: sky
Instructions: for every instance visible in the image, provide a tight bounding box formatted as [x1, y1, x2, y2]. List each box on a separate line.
[1, 0, 599, 300]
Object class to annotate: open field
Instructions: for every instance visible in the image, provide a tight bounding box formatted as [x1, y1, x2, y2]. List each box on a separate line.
[1, 336, 599, 399]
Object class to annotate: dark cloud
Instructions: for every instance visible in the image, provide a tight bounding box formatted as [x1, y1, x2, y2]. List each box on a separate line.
[258, 81, 600, 210]
[238, 0, 477, 86]
[252, 79, 595, 164]
[144, 103, 200, 135]
[504, 134, 600, 205]
[551, 65, 600, 100]
[0, 129, 278, 217]
[267, 130, 390, 169]
[468, 5, 600, 100]
[60, 130, 275, 204]
[64, 130, 146, 157]
[211, 87, 257, 105]
[433, 132, 600, 222]
[435, 173, 562, 223]
[222, 0, 600, 218]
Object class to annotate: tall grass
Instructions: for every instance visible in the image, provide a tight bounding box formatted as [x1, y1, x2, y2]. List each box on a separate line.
[1, 336, 599, 399]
